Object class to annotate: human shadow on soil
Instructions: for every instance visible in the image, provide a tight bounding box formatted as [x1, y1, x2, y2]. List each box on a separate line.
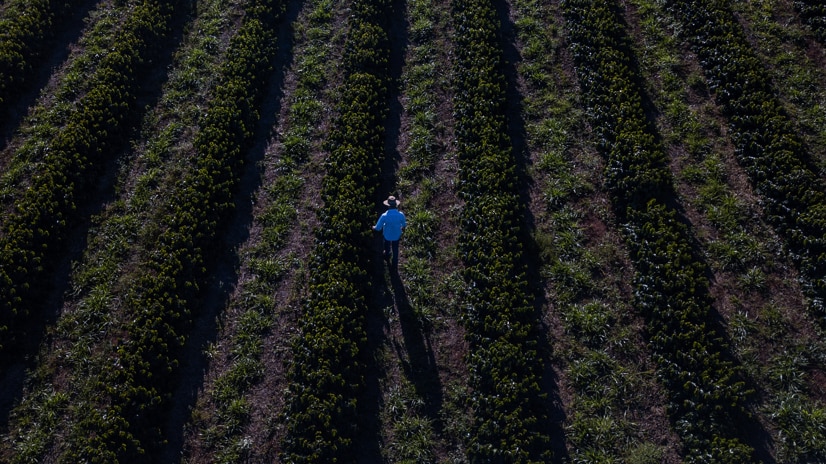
[390, 269, 444, 423]
[361, 254, 445, 462]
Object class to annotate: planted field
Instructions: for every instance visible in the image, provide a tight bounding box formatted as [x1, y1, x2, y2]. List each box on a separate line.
[0, 0, 825, 462]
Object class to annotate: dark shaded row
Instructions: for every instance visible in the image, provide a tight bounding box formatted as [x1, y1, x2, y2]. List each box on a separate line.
[666, 0, 826, 320]
[562, 1, 759, 461]
[279, 0, 392, 460]
[451, 0, 553, 461]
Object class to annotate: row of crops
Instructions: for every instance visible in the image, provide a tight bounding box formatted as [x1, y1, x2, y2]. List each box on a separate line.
[511, 0, 682, 459]
[451, 0, 553, 461]
[67, 0, 286, 459]
[627, 1, 826, 461]
[667, 0, 826, 321]
[182, 0, 338, 460]
[1, 0, 285, 460]
[1, 0, 825, 461]
[0, 0, 180, 357]
[374, 0, 475, 458]
[279, 0, 391, 459]
[0, 0, 76, 114]
[561, 1, 759, 461]
[2, 0, 241, 460]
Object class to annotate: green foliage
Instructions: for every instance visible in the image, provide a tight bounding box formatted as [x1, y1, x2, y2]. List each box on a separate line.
[667, 0, 826, 318]
[562, 0, 757, 459]
[383, 383, 437, 464]
[2, 0, 248, 459]
[0, 0, 179, 355]
[770, 392, 826, 462]
[451, 0, 552, 461]
[52, 0, 286, 460]
[794, 0, 826, 43]
[3, 0, 824, 462]
[0, 0, 73, 109]
[280, 0, 391, 461]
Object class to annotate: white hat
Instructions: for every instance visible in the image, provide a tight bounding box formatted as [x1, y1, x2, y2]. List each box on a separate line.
[383, 195, 399, 207]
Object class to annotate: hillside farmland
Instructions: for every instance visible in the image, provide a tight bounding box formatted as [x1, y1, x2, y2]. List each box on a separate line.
[0, 0, 825, 462]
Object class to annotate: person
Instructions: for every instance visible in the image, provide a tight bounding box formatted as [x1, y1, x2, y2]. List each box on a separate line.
[373, 195, 406, 268]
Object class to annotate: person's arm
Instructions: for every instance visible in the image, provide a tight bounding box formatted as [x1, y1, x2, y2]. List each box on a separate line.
[373, 215, 384, 231]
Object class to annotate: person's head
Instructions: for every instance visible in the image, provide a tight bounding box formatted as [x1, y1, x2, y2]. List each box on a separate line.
[383, 195, 399, 209]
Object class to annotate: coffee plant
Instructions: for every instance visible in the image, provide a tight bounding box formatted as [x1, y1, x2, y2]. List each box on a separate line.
[452, 0, 553, 461]
[562, 1, 757, 461]
[667, 0, 826, 320]
[280, 0, 391, 460]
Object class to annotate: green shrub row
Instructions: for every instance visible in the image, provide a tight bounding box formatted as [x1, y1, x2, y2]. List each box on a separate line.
[562, 1, 757, 461]
[0, 0, 132, 208]
[0, 0, 72, 111]
[1, 0, 245, 461]
[511, 0, 674, 459]
[57, 0, 285, 461]
[0, 0, 178, 356]
[794, 0, 826, 42]
[189, 0, 334, 460]
[451, 0, 552, 461]
[667, 0, 826, 318]
[279, 0, 391, 461]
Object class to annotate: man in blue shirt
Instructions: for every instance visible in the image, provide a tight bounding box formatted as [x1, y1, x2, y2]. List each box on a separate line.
[373, 195, 407, 268]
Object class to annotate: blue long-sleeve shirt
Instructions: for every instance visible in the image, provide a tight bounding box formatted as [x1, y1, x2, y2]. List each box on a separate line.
[374, 209, 406, 241]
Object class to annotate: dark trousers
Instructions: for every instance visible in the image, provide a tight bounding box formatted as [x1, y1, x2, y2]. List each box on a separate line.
[384, 239, 400, 267]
